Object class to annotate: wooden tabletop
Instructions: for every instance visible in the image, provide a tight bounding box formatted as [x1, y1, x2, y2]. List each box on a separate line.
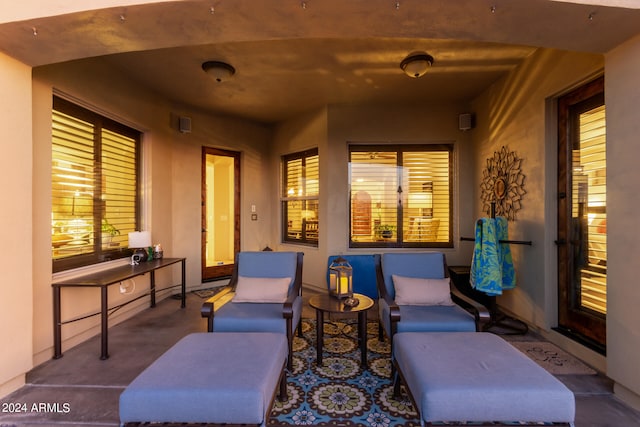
[309, 293, 373, 314]
[52, 257, 185, 287]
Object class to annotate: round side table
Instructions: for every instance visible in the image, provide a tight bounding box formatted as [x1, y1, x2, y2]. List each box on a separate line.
[308, 293, 374, 367]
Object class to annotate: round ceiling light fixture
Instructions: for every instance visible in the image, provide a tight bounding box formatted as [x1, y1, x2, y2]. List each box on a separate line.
[202, 61, 236, 82]
[400, 52, 434, 78]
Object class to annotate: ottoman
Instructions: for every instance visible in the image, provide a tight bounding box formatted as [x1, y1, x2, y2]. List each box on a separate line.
[393, 332, 575, 426]
[119, 332, 288, 426]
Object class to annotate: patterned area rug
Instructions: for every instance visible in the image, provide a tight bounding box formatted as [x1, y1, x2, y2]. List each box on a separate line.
[268, 318, 420, 427]
[509, 341, 597, 375]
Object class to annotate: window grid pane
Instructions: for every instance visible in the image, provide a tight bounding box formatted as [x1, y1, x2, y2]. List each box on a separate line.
[403, 151, 450, 242]
[577, 105, 606, 315]
[101, 128, 138, 249]
[52, 98, 140, 271]
[52, 111, 96, 257]
[350, 152, 398, 242]
[282, 149, 319, 246]
[349, 145, 452, 248]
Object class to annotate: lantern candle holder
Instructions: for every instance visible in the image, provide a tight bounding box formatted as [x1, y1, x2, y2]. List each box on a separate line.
[328, 256, 359, 307]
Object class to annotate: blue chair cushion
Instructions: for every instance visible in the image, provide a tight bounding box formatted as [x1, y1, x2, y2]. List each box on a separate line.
[381, 252, 446, 299]
[119, 332, 287, 425]
[326, 255, 378, 299]
[379, 300, 475, 336]
[214, 296, 303, 334]
[393, 332, 575, 424]
[238, 251, 299, 293]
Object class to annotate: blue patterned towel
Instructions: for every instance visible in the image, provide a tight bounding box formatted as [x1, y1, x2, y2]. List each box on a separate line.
[495, 216, 516, 290]
[470, 217, 502, 295]
[470, 217, 516, 295]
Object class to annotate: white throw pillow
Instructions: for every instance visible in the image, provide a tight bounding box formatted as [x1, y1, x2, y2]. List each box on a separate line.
[392, 275, 454, 306]
[232, 276, 291, 303]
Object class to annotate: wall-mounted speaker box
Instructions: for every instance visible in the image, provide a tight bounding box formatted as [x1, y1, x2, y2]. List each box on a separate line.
[459, 113, 475, 131]
[179, 116, 192, 133]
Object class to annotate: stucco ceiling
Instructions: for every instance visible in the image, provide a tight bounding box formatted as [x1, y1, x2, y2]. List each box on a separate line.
[2, 0, 640, 123]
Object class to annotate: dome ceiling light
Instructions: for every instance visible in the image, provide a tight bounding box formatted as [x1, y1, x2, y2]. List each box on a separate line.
[400, 52, 434, 78]
[202, 61, 236, 82]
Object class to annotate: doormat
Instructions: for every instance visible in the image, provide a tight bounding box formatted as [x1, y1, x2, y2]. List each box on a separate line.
[510, 341, 597, 375]
[192, 286, 229, 299]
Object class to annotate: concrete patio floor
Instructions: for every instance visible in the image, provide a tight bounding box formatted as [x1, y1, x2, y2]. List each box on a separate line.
[1, 288, 639, 426]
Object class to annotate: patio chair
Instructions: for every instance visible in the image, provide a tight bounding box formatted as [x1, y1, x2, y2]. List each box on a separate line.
[376, 252, 489, 345]
[201, 251, 304, 369]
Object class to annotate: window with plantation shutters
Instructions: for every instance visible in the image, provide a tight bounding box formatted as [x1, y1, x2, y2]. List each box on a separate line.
[52, 96, 140, 272]
[282, 148, 319, 246]
[349, 144, 452, 248]
[575, 103, 607, 314]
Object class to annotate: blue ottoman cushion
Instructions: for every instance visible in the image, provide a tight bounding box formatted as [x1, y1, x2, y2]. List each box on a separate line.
[119, 332, 287, 426]
[394, 332, 575, 424]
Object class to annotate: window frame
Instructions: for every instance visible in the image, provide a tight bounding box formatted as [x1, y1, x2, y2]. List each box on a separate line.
[281, 148, 319, 247]
[348, 143, 453, 249]
[52, 96, 141, 272]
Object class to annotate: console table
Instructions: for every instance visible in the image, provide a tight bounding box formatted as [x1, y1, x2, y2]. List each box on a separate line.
[52, 257, 186, 360]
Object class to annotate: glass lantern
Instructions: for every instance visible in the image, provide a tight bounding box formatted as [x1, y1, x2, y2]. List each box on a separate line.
[328, 257, 358, 306]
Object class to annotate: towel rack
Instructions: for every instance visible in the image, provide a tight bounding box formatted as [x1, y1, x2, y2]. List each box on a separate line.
[459, 204, 530, 335]
[460, 236, 532, 245]
[460, 203, 532, 245]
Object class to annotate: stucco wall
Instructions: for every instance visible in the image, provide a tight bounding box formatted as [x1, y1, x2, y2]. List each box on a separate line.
[27, 57, 272, 370]
[604, 33, 640, 407]
[326, 102, 476, 266]
[0, 0, 174, 24]
[270, 102, 476, 291]
[470, 48, 604, 330]
[0, 52, 33, 397]
[468, 47, 640, 405]
[272, 108, 328, 288]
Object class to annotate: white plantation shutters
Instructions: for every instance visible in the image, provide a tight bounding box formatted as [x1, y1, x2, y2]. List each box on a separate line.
[349, 144, 452, 248]
[52, 97, 140, 272]
[282, 148, 319, 245]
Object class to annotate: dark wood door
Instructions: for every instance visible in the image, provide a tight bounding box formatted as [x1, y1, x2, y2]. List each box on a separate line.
[557, 76, 607, 351]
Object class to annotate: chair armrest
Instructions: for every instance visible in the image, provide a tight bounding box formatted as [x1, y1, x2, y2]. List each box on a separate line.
[449, 283, 491, 329]
[381, 293, 401, 323]
[375, 254, 401, 324]
[201, 301, 215, 332]
[283, 252, 304, 319]
[283, 293, 297, 319]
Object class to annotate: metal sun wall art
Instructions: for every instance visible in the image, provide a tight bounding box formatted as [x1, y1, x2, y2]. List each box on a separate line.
[480, 146, 526, 221]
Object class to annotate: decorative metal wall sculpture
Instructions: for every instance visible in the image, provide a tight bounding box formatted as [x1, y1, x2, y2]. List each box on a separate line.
[480, 146, 526, 221]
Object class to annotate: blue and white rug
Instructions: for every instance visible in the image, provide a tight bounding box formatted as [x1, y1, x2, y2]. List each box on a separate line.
[268, 318, 420, 427]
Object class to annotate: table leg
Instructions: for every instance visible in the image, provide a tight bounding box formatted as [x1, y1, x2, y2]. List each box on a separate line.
[316, 309, 324, 365]
[358, 310, 367, 367]
[150, 270, 156, 307]
[181, 259, 186, 308]
[53, 286, 62, 359]
[100, 286, 109, 360]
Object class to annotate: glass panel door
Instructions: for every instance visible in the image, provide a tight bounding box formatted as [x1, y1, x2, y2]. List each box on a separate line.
[557, 76, 606, 351]
[202, 147, 240, 281]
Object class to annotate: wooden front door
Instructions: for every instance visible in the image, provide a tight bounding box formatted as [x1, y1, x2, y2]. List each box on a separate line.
[556, 76, 607, 352]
